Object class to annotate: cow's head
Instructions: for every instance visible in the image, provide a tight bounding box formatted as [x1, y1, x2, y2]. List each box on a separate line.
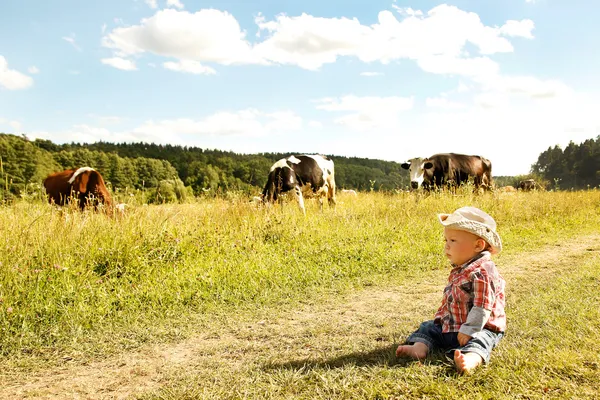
[401, 158, 434, 189]
[68, 167, 96, 194]
[262, 157, 299, 202]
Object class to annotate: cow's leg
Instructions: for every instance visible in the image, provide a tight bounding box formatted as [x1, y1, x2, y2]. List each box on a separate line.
[293, 186, 306, 215]
[435, 176, 444, 192]
[78, 193, 87, 211]
[317, 185, 326, 211]
[472, 176, 481, 193]
[328, 180, 336, 207]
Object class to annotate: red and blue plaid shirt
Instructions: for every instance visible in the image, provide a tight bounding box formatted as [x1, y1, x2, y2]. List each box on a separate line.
[434, 251, 506, 333]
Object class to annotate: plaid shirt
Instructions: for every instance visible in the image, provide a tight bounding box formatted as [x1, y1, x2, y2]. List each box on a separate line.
[434, 251, 506, 333]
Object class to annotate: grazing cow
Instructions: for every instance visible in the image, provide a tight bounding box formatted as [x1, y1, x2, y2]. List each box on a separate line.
[262, 155, 336, 214]
[43, 167, 113, 212]
[518, 179, 537, 191]
[341, 189, 358, 196]
[401, 153, 493, 191]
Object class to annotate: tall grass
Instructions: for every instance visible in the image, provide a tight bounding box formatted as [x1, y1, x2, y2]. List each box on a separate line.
[0, 190, 598, 363]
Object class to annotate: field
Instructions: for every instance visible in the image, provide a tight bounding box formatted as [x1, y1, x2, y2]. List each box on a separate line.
[1, 190, 600, 399]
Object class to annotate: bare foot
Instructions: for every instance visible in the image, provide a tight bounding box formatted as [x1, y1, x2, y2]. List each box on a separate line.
[454, 350, 483, 374]
[395, 342, 428, 360]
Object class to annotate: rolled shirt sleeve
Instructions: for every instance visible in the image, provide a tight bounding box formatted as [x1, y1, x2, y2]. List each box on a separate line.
[458, 306, 491, 336]
[472, 269, 496, 310]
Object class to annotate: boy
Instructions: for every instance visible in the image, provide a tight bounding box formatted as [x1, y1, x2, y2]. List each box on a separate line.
[396, 206, 506, 374]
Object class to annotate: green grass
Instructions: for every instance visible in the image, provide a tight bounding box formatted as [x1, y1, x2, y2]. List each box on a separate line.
[1, 190, 599, 386]
[133, 235, 600, 400]
[129, 234, 600, 399]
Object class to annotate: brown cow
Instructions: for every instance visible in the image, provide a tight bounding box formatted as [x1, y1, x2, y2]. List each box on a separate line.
[498, 185, 517, 193]
[43, 167, 113, 212]
[401, 153, 493, 191]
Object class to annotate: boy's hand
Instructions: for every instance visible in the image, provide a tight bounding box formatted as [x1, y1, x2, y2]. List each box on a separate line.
[457, 333, 472, 346]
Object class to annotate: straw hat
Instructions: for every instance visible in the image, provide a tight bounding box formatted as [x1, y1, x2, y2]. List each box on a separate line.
[438, 206, 502, 254]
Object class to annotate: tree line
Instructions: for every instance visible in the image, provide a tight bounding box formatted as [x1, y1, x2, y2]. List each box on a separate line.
[0, 133, 410, 201]
[2, 133, 598, 201]
[0, 134, 187, 203]
[531, 137, 600, 190]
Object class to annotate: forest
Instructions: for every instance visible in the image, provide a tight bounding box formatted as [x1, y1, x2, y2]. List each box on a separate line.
[0, 133, 409, 200]
[531, 137, 600, 190]
[1, 133, 598, 201]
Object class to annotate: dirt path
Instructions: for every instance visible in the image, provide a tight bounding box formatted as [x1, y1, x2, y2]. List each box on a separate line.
[3, 234, 600, 400]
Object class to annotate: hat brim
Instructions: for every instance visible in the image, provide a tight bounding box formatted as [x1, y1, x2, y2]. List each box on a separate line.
[438, 213, 502, 254]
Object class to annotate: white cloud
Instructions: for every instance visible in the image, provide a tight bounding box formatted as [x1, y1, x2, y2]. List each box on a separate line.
[32, 108, 303, 146]
[101, 57, 137, 71]
[392, 6, 424, 17]
[9, 120, 22, 130]
[426, 97, 467, 109]
[163, 59, 216, 75]
[360, 71, 383, 77]
[500, 19, 535, 39]
[0, 118, 23, 131]
[525, 0, 538, 3]
[101, 23, 107, 34]
[308, 120, 323, 128]
[253, 13, 371, 70]
[28, 66, 40, 74]
[0, 56, 34, 90]
[31, 124, 143, 145]
[457, 82, 470, 93]
[102, 9, 261, 66]
[101, 5, 531, 77]
[145, 0, 158, 9]
[417, 55, 500, 79]
[315, 95, 414, 131]
[261, 111, 303, 133]
[478, 75, 572, 99]
[254, 5, 516, 70]
[166, 0, 184, 9]
[474, 92, 510, 109]
[62, 34, 82, 51]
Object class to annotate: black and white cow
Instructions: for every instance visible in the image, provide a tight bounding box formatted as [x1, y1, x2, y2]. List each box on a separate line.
[401, 153, 493, 191]
[518, 179, 537, 191]
[262, 155, 336, 214]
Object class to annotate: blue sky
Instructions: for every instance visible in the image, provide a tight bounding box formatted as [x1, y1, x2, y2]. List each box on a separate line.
[1, 0, 599, 175]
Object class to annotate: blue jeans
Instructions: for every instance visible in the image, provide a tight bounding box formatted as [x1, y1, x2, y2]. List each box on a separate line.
[406, 320, 504, 363]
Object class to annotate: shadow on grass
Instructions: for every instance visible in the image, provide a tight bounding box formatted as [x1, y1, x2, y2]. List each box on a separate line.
[262, 344, 457, 374]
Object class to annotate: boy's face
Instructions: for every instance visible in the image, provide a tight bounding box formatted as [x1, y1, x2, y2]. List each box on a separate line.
[443, 227, 487, 266]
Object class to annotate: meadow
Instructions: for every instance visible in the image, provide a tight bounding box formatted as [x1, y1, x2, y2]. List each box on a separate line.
[1, 189, 599, 399]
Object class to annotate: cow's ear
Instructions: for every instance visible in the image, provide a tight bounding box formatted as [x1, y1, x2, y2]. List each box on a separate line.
[424, 162, 433, 169]
[401, 163, 410, 170]
[76, 171, 91, 193]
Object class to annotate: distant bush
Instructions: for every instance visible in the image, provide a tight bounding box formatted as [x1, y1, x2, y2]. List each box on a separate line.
[147, 179, 193, 204]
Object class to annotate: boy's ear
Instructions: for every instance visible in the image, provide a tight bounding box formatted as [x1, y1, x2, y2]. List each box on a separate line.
[475, 238, 487, 252]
